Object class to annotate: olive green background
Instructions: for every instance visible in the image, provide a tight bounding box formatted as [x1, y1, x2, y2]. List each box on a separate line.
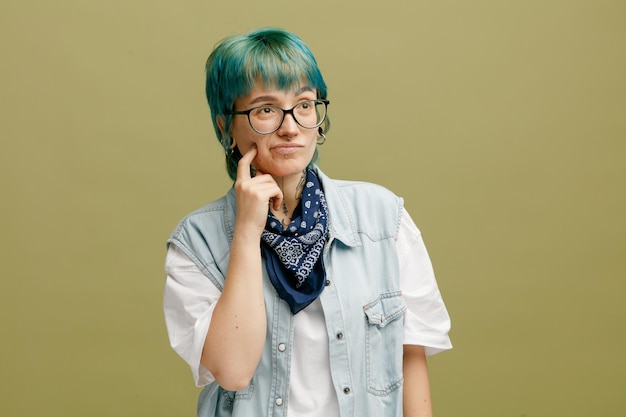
[1, 1, 624, 416]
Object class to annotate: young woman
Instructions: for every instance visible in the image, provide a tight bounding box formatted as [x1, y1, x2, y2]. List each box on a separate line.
[164, 28, 451, 417]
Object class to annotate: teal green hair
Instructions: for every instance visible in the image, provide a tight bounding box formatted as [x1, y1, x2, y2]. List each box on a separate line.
[205, 28, 329, 181]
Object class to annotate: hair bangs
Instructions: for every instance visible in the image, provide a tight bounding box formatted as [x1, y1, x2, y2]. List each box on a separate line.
[243, 45, 323, 96]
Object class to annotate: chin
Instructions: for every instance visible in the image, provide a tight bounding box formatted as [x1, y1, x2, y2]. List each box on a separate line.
[264, 160, 311, 178]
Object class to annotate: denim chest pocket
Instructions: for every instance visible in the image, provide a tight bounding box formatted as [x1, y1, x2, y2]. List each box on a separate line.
[363, 291, 407, 396]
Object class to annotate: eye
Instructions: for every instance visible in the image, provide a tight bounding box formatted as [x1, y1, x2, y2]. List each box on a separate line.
[298, 100, 313, 110]
[252, 106, 278, 118]
[297, 100, 318, 113]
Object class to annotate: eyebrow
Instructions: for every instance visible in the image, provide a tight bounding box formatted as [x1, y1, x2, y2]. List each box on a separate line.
[247, 86, 316, 106]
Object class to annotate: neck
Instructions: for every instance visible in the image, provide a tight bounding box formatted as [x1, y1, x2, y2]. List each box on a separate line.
[272, 169, 307, 228]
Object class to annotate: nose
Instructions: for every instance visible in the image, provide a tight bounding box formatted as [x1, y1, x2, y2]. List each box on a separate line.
[277, 112, 299, 138]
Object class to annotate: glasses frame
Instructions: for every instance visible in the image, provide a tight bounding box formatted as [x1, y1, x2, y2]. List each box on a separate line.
[227, 99, 330, 135]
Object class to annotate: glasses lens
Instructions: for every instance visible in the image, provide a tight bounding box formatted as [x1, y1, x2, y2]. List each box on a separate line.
[248, 106, 283, 134]
[294, 100, 327, 128]
[247, 100, 327, 134]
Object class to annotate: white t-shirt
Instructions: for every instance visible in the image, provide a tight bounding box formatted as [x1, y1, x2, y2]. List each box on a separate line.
[164, 208, 452, 417]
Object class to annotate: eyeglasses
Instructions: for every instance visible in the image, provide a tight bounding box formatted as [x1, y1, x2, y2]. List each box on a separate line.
[228, 99, 329, 135]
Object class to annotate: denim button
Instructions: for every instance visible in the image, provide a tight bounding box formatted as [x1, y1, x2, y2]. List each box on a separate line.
[325, 279, 331, 286]
[343, 387, 351, 395]
[275, 397, 283, 406]
[336, 332, 344, 340]
[278, 343, 286, 352]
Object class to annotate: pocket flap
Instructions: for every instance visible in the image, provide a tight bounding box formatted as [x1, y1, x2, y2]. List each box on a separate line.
[363, 291, 407, 328]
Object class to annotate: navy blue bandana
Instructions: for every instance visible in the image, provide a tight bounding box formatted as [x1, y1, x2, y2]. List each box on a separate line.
[261, 169, 329, 314]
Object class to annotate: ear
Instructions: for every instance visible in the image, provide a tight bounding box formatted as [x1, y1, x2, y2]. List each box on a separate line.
[216, 115, 226, 137]
[217, 116, 237, 150]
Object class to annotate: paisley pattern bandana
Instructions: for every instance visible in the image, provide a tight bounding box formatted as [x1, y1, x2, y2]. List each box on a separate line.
[261, 169, 329, 314]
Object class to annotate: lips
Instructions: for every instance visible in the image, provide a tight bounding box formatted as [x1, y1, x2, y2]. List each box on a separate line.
[271, 144, 303, 154]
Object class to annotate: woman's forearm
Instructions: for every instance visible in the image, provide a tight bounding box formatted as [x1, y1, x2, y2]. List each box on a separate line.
[403, 345, 433, 417]
[201, 227, 267, 390]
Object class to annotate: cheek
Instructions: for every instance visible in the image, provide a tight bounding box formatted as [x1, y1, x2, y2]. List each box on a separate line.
[231, 128, 261, 154]
[231, 118, 257, 143]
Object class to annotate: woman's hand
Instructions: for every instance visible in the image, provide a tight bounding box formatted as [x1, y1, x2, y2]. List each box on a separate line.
[234, 146, 283, 236]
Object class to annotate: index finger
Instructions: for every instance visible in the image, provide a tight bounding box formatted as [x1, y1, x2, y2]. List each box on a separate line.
[237, 146, 258, 180]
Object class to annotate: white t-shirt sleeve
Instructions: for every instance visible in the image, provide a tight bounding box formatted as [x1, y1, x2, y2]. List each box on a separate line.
[163, 244, 221, 387]
[397, 208, 452, 356]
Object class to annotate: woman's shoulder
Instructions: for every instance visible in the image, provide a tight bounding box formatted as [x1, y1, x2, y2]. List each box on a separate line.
[318, 170, 404, 238]
[322, 175, 402, 209]
[182, 196, 228, 219]
[168, 190, 234, 239]
[333, 178, 397, 196]
[316, 167, 400, 201]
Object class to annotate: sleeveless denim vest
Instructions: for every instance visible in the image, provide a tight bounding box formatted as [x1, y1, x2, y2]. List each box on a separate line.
[168, 167, 406, 417]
